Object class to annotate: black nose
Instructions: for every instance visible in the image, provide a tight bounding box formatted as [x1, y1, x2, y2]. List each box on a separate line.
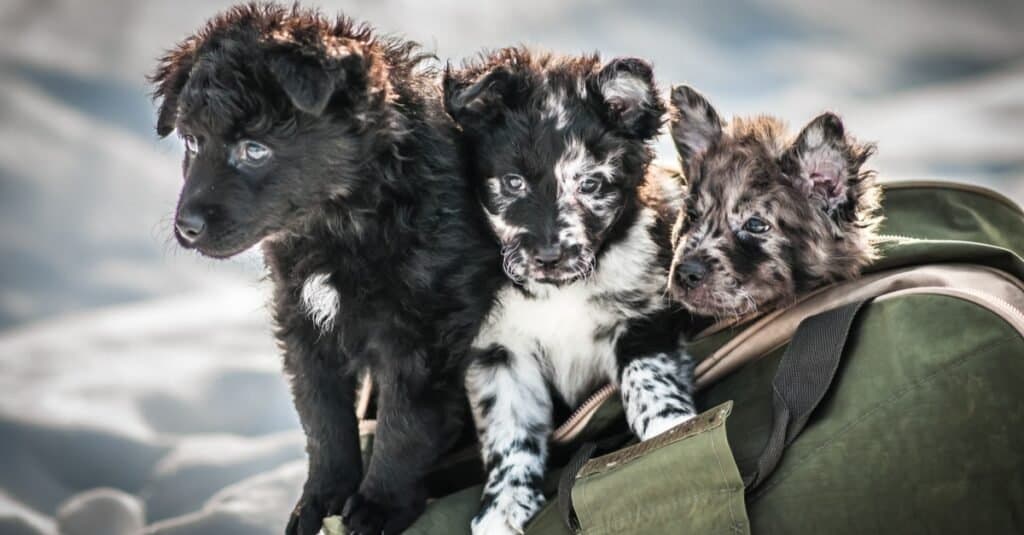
[677, 259, 707, 289]
[175, 210, 207, 244]
[534, 245, 563, 267]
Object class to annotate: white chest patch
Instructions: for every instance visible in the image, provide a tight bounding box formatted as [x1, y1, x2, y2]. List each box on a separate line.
[472, 209, 667, 405]
[301, 273, 339, 333]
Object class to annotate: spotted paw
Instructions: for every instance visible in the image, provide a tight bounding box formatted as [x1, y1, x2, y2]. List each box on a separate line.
[471, 507, 521, 535]
[471, 487, 545, 535]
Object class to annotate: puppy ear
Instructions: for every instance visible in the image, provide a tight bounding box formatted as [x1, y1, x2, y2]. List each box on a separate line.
[150, 40, 198, 137]
[268, 49, 342, 116]
[589, 57, 664, 139]
[669, 85, 722, 167]
[781, 112, 875, 217]
[443, 65, 523, 131]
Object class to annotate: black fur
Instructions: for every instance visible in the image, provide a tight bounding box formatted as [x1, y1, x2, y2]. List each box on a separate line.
[149, 4, 502, 534]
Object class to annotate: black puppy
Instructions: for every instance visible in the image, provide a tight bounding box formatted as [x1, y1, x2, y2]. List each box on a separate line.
[150, 4, 500, 534]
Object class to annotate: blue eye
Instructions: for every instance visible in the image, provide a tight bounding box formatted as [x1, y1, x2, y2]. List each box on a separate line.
[578, 177, 601, 194]
[743, 216, 770, 234]
[237, 140, 272, 165]
[502, 174, 525, 192]
[183, 135, 199, 154]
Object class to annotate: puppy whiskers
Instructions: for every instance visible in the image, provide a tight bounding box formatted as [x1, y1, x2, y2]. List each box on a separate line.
[501, 240, 526, 285]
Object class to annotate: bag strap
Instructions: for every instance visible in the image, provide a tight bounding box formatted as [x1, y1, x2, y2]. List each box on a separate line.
[557, 433, 633, 534]
[742, 298, 869, 495]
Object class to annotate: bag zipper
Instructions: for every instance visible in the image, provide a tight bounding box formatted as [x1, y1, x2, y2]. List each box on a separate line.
[961, 289, 1024, 325]
[889, 286, 1024, 333]
[884, 180, 1024, 216]
[878, 233, 923, 242]
[551, 383, 618, 443]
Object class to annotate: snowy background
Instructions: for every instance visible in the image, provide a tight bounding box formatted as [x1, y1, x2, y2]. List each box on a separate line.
[0, 1, 1022, 533]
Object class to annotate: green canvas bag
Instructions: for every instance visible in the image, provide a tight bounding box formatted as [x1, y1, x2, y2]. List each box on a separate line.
[327, 181, 1024, 535]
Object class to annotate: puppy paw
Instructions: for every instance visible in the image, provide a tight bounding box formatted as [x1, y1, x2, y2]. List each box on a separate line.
[471, 487, 545, 535]
[286, 489, 350, 535]
[341, 491, 424, 535]
[471, 508, 522, 535]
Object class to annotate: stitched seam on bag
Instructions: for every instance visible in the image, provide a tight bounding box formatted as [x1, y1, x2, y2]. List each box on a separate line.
[579, 405, 729, 478]
[710, 418, 745, 532]
[750, 333, 1017, 501]
[574, 475, 592, 533]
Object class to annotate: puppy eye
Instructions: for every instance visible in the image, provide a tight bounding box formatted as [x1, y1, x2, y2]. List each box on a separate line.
[238, 140, 272, 165]
[578, 178, 601, 194]
[743, 216, 771, 234]
[183, 135, 199, 154]
[502, 174, 525, 192]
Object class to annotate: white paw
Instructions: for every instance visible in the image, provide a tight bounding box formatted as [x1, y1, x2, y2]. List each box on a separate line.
[471, 507, 521, 535]
[471, 487, 545, 535]
[642, 413, 696, 441]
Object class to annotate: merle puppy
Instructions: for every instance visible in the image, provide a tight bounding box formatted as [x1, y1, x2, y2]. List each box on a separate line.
[444, 49, 697, 535]
[150, 5, 501, 534]
[666, 85, 882, 316]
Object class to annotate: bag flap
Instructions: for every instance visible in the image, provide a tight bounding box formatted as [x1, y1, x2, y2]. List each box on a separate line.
[569, 402, 749, 535]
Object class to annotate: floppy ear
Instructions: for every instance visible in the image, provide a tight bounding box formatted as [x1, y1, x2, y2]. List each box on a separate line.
[150, 41, 198, 137]
[589, 57, 664, 139]
[267, 48, 343, 116]
[780, 112, 874, 217]
[443, 65, 523, 132]
[669, 85, 723, 169]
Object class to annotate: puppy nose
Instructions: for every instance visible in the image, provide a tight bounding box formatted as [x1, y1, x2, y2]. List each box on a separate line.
[534, 245, 563, 267]
[677, 259, 707, 289]
[175, 210, 207, 244]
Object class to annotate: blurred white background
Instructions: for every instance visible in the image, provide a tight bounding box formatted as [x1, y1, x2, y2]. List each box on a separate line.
[1, 1, 1022, 533]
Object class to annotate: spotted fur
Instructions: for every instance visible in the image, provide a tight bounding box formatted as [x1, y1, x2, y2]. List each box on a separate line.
[666, 85, 883, 318]
[445, 49, 696, 535]
[620, 352, 697, 439]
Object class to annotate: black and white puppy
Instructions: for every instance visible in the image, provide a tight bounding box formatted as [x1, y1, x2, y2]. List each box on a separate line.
[444, 49, 697, 535]
[150, 5, 502, 534]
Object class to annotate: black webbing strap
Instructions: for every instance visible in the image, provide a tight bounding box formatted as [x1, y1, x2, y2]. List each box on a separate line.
[742, 299, 870, 495]
[557, 433, 632, 534]
[557, 442, 596, 534]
